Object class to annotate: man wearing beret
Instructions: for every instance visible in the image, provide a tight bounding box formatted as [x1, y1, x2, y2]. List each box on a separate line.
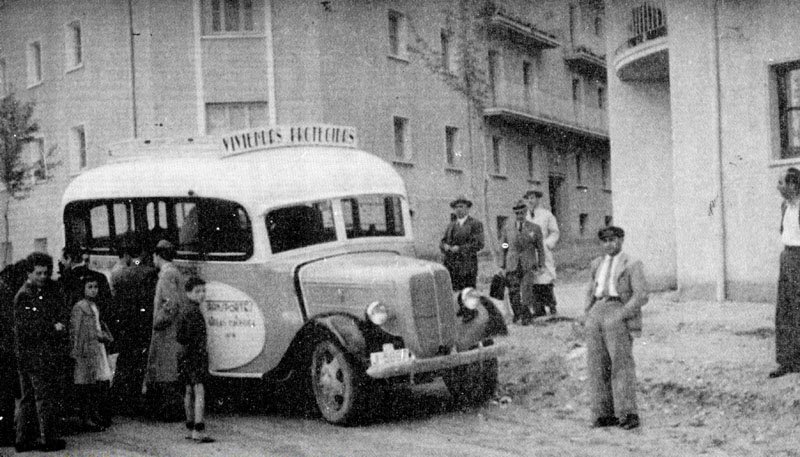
[584, 226, 648, 430]
[440, 195, 485, 290]
[498, 199, 545, 325]
[524, 187, 560, 316]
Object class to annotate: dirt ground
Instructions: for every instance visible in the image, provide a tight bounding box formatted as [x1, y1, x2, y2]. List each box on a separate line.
[3, 279, 800, 457]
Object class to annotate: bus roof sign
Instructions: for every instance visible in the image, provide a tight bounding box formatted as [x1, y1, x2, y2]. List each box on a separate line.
[221, 124, 358, 156]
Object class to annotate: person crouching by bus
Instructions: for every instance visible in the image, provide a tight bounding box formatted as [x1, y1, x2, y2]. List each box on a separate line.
[177, 277, 214, 443]
[70, 276, 114, 431]
[584, 226, 648, 430]
[144, 240, 185, 422]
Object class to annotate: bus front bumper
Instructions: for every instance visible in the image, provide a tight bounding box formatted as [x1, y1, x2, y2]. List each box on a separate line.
[365, 341, 506, 379]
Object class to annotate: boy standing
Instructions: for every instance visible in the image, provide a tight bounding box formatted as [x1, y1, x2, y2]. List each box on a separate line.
[176, 277, 214, 443]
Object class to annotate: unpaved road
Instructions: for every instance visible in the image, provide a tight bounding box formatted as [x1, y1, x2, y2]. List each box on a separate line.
[3, 283, 800, 457]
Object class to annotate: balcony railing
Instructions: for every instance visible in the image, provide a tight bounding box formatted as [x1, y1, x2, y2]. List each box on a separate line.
[489, 6, 560, 49]
[613, 0, 669, 81]
[615, 0, 667, 55]
[485, 80, 607, 138]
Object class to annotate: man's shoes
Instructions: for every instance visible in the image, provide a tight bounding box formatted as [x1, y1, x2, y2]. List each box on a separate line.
[38, 438, 67, 452]
[591, 416, 619, 428]
[768, 365, 794, 379]
[618, 414, 640, 430]
[14, 441, 39, 453]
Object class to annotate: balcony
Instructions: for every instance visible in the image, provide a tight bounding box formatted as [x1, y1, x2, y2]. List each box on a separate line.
[564, 46, 606, 80]
[613, 1, 669, 82]
[489, 7, 560, 49]
[484, 80, 608, 139]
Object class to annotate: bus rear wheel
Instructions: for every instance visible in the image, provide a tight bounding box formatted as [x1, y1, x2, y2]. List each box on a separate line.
[309, 339, 366, 425]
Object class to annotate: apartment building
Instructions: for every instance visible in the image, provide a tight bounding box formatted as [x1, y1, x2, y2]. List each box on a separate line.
[0, 0, 610, 263]
[606, 0, 799, 301]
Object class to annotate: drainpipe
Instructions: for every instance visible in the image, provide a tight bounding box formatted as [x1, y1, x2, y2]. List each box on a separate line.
[265, 0, 277, 124]
[127, 0, 138, 138]
[710, 0, 727, 301]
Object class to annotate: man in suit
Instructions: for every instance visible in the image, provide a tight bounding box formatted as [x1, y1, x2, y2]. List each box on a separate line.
[584, 226, 648, 430]
[524, 187, 560, 316]
[498, 199, 545, 325]
[440, 195, 485, 290]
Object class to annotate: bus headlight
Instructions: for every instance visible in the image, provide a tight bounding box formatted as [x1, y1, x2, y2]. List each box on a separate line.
[460, 287, 481, 310]
[366, 301, 389, 325]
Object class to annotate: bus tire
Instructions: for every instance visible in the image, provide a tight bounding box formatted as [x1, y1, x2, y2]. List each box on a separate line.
[442, 358, 498, 406]
[310, 338, 367, 425]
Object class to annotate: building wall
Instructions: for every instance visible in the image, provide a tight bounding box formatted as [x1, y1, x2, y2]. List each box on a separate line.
[0, 0, 611, 267]
[605, 0, 800, 301]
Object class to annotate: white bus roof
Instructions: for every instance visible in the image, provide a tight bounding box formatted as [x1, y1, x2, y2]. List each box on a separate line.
[61, 145, 407, 213]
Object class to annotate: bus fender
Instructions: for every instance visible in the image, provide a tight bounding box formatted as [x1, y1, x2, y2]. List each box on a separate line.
[311, 314, 368, 361]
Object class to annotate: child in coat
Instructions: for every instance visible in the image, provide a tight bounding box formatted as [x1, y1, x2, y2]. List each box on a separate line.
[176, 277, 214, 443]
[70, 277, 114, 431]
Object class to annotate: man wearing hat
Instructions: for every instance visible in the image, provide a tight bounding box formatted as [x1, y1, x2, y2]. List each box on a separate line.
[440, 195, 485, 290]
[524, 186, 560, 316]
[145, 239, 186, 421]
[498, 199, 545, 325]
[584, 226, 648, 430]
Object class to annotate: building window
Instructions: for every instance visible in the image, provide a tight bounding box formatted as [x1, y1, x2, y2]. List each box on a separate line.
[445, 126, 458, 167]
[594, 15, 604, 37]
[388, 10, 407, 58]
[33, 238, 48, 254]
[776, 61, 800, 159]
[0, 58, 6, 96]
[523, 61, 532, 89]
[25, 138, 47, 182]
[203, 0, 263, 35]
[488, 50, 499, 103]
[441, 30, 451, 72]
[601, 158, 609, 188]
[65, 21, 82, 69]
[575, 153, 583, 185]
[206, 102, 268, 135]
[491, 136, 505, 175]
[572, 77, 581, 104]
[496, 215, 507, 240]
[579, 213, 588, 235]
[27, 41, 42, 86]
[598, 86, 606, 109]
[527, 144, 535, 180]
[393, 116, 410, 160]
[71, 125, 87, 170]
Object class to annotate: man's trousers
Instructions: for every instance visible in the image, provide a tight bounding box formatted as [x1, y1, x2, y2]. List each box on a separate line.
[585, 299, 638, 420]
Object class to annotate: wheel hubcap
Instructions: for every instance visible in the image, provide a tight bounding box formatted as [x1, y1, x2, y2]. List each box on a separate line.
[316, 347, 346, 411]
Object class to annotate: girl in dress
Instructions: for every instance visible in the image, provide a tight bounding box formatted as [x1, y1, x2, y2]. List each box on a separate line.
[70, 276, 114, 431]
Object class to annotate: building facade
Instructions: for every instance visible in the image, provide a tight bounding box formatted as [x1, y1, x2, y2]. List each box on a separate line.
[0, 0, 611, 264]
[606, 0, 800, 301]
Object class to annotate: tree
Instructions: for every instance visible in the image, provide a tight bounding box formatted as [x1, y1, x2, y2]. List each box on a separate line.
[0, 93, 39, 265]
[409, 0, 500, 265]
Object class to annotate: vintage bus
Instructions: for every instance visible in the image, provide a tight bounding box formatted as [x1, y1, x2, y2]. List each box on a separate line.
[60, 124, 506, 424]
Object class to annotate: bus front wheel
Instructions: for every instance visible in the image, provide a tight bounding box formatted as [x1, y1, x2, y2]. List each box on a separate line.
[309, 339, 366, 425]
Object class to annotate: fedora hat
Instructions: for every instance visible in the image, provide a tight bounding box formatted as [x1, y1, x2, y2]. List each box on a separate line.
[523, 185, 544, 199]
[598, 226, 625, 240]
[512, 199, 527, 211]
[450, 194, 473, 208]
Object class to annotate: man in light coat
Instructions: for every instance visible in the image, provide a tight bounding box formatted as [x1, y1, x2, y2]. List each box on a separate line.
[584, 226, 648, 430]
[498, 199, 545, 325]
[144, 240, 186, 421]
[524, 187, 560, 316]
